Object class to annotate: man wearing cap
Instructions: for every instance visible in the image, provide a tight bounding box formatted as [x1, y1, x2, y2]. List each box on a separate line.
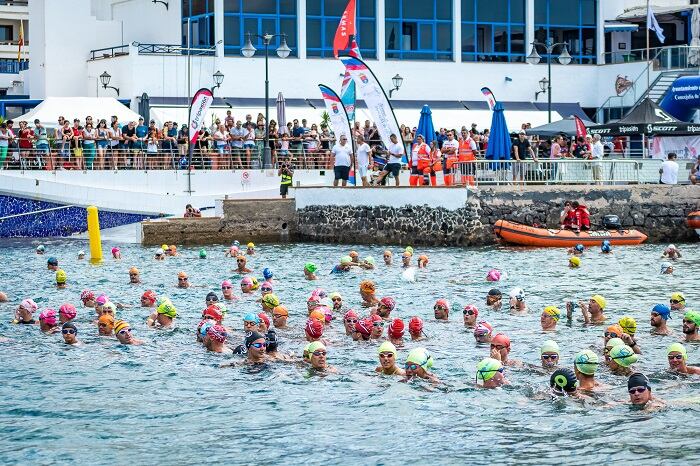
[650, 304, 672, 335]
[579, 295, 607, 324]
[670, 292, 686, 312]
[683, 310, 700, 342]
[574, 350, 601, 391]
[47, 257, 59, 271]
[667, 343, 700, 374]
[627, 373, 664, 410]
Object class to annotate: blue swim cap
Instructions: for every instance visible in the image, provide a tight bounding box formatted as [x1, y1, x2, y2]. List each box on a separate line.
[602, 240, 610, 246]
[263, 268, 273, 280]
[574, 244, 584, 252]
[601, 243, 611, 252]
[652, 304, 671, 320]
[243, 312, 260, 324]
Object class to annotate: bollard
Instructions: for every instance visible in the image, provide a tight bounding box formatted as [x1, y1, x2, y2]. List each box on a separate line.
[86, 205, 103, 263]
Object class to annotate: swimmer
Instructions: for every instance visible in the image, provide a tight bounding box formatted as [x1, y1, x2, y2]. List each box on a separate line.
[473, 321, 493, 344]
[604, 337, 624, 363]
[541, 306, 561, 331]
[486, 269, 501, 282]
[240, 276, 255, 294]
[618, 317, 641, 353]
[309, 308, 325, 325]
[331, 256, 353, 273]
[403, 348, 438, 383]
[568, 256, 581, 268]
[58, 304, 77, 324]
[202, 304, 224, 324]
[433, 299, 449, 321]
[101, 302, 117, 319]
[369, 315, 384, 339]
[567, 244, 584, 256]
[408, 316, 425, 341]
[650, 304, 671, 335]
[667, 343, 700, 375]
[176, 271, 191, 288]
[47, 257, 59, 271]
[234, 255, 252, 274]
[98, 314, 115, 336]
[683, 310, 700, 342]
[272, 305, 289, 329]
[508, 288, 527, 313]
[608, 344, 638, 376]
[246, 332, 268, 364]
[141, 290, 157, 308]
[260, 282, 274, 298]
[401, 251, 412, 268]
[61, 322, 80, 345]
[304, 262, 318, 280]
[13, 299, 38, 324]
[36, 244, 45, 255]
[600, 240, 612, 254]
[111, 247, 121, 259]
[306, 295, 320, 314]
[405, 246, 414, 255]
[38, 309, 59, 334]
[225, 245, 239, 257]
[360, 256, 375, 270]
[305, 318, 325, 342]
[221, 280, 237, 301]
[574, 350, 600, 391]
[490, 333, 521, 366]
[55, 269, 67, 289]
[550, 368, 579, 397]
[146, 299, 177, 328]
[244, 313, 261, 333]
[486, 289, 502, 311]
[257, 313, 271, 333]
[670, 292, 686, 312]
[417, 255, 429, 268]
[77, 250, 85, 260]
[352, 319, 372, 341]
[199, 248, 207, 259]
[661, 262, 673, 274]
[348, 250, 360, 264]
[0, 291, 6, 302]
[628, 373, 665, 410]
[205, 325, 230, 353]
[167, 245, 179, 257]
[262, 268, 274, 283]
[329, 292, 343, 311]
[359, 280, 378, 307]
[128, 267, 141, 284]
[376, 341, 405, 376]
[205, 292, 219, 307]
[662, 244, 681, 260]
[376, 297, 396, 319]
[343, 310, 359, 335]
[383, 250, 393, 266]
[246, 242, 255, 255]
[604, 323, 625, 345]
[463, 305, 478, 328]
[80, 290, 96, 308]
[540, 340, 560, 369]
[94, 295, 109, 317]
[387, 318, 405, 347]
[579, 294, 607, 324]
[154, 248, 165, 260]
[475, 358, 507, 388]
[306, 341, 336, 373]
[115, 320, 144, 345]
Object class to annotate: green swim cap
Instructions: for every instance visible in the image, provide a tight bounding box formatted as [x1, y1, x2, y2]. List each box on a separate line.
[605, 337, 625, 349]
[378, 341, 397, 356]
[306, 341, 326, 360]
[574, 350, 599, 375]
[199, 248, 206, 258]
[540, 339, 560, 355]
[304, 262, 317, 273]
[157, 301, 177, 318]
[405, 246, 414, 255]
[406, 348, 433, 369]
[340, 256, 352, 265]
[476, 357, 503, 382]
[214, 302, 228, 315]
[618, 316, 637, 335]
[364, 256, 375, 265]
[667, 342, 688, 360]
[609, 344, 638, 367]
[55, 269, 67, 284]
[684, 310, 700, 326]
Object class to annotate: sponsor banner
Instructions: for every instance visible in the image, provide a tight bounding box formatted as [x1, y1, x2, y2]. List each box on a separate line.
[318, 84, 353, 146]
[188, 88, 214, 145]
[574, 115, 587, 138]
[651, 135, 700, 159]
[480, 87, 497, 111]
[333, 0, 356, 58]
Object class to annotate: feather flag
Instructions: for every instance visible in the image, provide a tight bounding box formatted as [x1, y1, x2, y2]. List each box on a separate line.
[333, 0, 356, 58]
[17, 20, 24, 62]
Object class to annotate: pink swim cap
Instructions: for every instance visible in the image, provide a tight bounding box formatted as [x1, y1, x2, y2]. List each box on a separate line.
[311, 288, 327, 299]
[486, 269, 501, 282]
[318, 305, 333, 323]
[20, 298, 38, 313]
[80, 290, 95, 302]
[111, 247, 120, 254]
[261, 281, 273, 291]
[221, 280, 233, 288]
[39, 309, 58, 326]
[240, 276, 253, 286]
[96, 295, 109, 306]
[59, 304, 77, 320]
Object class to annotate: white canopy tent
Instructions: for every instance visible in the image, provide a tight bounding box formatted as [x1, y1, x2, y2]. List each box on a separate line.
[15, 97, 143, 129]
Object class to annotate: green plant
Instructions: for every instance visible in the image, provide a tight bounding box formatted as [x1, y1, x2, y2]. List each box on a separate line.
[321, 111, 330, 128]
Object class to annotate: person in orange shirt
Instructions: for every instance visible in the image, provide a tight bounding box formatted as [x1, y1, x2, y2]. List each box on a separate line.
[442, 130, 459, 186]
[457, 129, 477, 186]
[411, 135, 430, 186]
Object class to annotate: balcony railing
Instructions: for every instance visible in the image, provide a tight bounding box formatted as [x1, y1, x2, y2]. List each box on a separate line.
[89, 43, 217, 61]
[0, 59, 27, 74]
[603, 45, 700, 69]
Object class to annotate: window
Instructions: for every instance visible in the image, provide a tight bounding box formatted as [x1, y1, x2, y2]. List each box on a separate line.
[306, 0, 376, 58]
[461, 0, 525, 62]
[182, 0, 214, 47]
[534, 0, 597, 64]
[0, 26, 12, 42]
[385, 0, 453, 61]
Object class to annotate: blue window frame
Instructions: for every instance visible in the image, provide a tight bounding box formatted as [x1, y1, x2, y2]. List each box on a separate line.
[385, 0, 453, 61]
[307, 0, 376, 58]
[182, 0, 215, 47]
[461, 0, 525, 63]
[534, 0, 597, 64]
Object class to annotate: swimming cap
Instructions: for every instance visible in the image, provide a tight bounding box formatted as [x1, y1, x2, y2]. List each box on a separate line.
[329, 292, 342, 301]
[221, 280, 233, 288]
[405, 246, 414, 255]
[667, 342, 687, 360]
[202, 305, 223, 322]
[98, 314, 115, 330]
[543, 306, 561, 321]
[408, 316, 424, 334]
[236, 255, 247, 264]
[360, 280, 376, 293]
[229, 246, 239, 255]
[177, 271, 188, 279]
[474, 321, 493, 337]
[245, 331, 266, 348]
[463, 304, 479, 316]
[488, 289, 502, 297]
[59, 304, 77, 320]
[47, 257, 58, 266]
[263, 268, 273, 280]
[369, 314, 383, 324]
[550, 368, 578, 393]
[262, 294, 280, 308]
[161, 244, 168, 250]
[309, 309, 325, 323]
[591, 295, 606, 310]
[273, 305, 288, 317]
[243, 312, 260, 324]
[304, 262, 318, 273]
[340, 256, 352, 265]
[406, 348, 433, 369]
[96, 295, 109, 306]
[380, 297, 396, 311]
[491, 333, 511, 350]
[609, 345, 638, 367]
[508, 288, 525, 301]
[169, 245, 177, 252]
[80, 290, 95, 303]
[206, 292, 219, 302]
[306, 341, 326, 360]
[434, 298, 450, 310]
[601, 243, 611, 253]
[233, 240, 240, 247]
[606, 323, 625, 337]
[312, 289, 327, 300]
[602, 240, 611, 246]
[111, 247, 120, 254]
[402, 251, 412, 258]
[661, 262, 672, 274]
[307, 295, 320, 306]
[265, 329, 279, 353]
[142, 290, 157, 304]
[652, 304, 671, 320]
[378, 341, 397, 356]
[348, 250, 358, 258]
[247, 242, 255, 248]
[198, 320, 213, 338]
[418, 254, 429, 263]
[36, 245, 45, 252]
[569, 256, 581, 267]
[240, 276, 253, 286]
[55, 269, 67, 284]
[321, 306, 333, 324]
[486, 269, 501, 281]
[157, 301, 177, 319]
[344, 309, 358, 320]
[671, 292, 685, 303]
[627, 372, 650, 391]
[199, 248, 207, 259]
[388, 318, 405, 338]
[574, 350, 599, 375]
[476, 358, 502, 381]
[114, 320, 130, 334]
[618, 316, 637, 335]
[305, 319, 324, 338]
[103, 302, 117, 314]
[214, 302, 228, 316]
[39, 309, 58, 326]
[354, 319, 372, 336]
[605, 337, 624, 350]
[257, 313, 271, 328]
[129, 267, 139, 275]
[684, 310, 700, 326]
[574, 244, 584, 252]
[156, 248, 164, 255]
[20, 298, 38, 313]
[62, 322, 77, 333]
[207, 324, 228, 343]
[540, 339, 560, 355]
[364, 256, 376, 265]
[250, 277, 259, 290]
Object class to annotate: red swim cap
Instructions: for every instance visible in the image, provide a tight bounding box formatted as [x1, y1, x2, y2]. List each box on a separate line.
[369, 314, 383, 323]
[408, 316, 424, 334]
[142, 290, 157, 304]
[202, 305, 223, 322]
[464, 304, 479, 316]
[258, 312, 271, 328]
[388, 318, 405, 338]
[380, 297, 396, 311]
[80, 290, 95, 303]
[344, 309, 358, 320]
[435, 299, 450, 310]
[354, 318, 372, 336]
[305, 318, 324, 338]
[491, 333, 511, 349]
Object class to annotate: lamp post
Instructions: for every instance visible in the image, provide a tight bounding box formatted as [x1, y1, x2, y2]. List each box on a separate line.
[241, 32, 291, 169]
[388, 73, 403, 98]
[212, 70, 224, 93]
[526, 40, 572, 122]
[99, 71, 120, 96]
[535, 77, 549, 101]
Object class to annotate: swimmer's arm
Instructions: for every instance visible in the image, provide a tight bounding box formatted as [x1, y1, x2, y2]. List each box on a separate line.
[145, 312, 157, 327]
[579, 301, 591, 324]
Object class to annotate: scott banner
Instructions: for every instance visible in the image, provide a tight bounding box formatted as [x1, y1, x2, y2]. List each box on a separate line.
[318, 84, 353, 145]
[340, 56, 401, 148]
[188, 87, 214, 145]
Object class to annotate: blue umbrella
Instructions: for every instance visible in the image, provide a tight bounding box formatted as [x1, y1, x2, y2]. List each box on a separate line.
[485, 102, 511, 169]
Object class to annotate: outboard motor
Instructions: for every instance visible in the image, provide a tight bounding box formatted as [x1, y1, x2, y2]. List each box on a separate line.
[602, 215, 621, 230]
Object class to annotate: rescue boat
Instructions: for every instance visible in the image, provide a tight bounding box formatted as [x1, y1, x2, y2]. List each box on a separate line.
[687, 211, 700, 237]
[493, 220, 647, 247]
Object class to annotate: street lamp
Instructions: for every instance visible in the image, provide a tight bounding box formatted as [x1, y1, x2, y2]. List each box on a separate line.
[535, 77, 549, 100]
[212, 70, 224, 92]
[526, 39, 571, 122]
[389, 73, 403, 98]
[99, 71, 120, 96]
[241, 32, 291, 168]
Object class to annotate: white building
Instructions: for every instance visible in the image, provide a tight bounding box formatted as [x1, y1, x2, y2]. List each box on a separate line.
[0, 0, 28, 93]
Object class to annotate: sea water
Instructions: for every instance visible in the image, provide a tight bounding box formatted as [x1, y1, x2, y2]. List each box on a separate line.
[0, 239, 698, 464]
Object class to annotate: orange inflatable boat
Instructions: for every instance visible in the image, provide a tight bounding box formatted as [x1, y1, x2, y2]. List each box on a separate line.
[688, 211, 700, 229]
[493, 220, 647, 247]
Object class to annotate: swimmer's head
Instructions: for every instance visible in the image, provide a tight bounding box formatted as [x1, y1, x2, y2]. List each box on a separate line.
[379, 296, 396, 313]
[667, 342, 687, 361]
[157, 301, 177, 319]
[574, 350, 599, 375]
[378, 341, 397, 357]
[590, 294, 606, 311]
[304, 262, 317, 274]
[305, 318, 324, 339]
[569, 256, 581, 268]
[473, 321, 493, 341]
[360, 280, 376, 294]
[363, 256, 375, 266]
[247, 242, 255, 249]
[684, 310, 700, 327]
[476, 357, 503, 382]
[542, 306, 561, 321]
[59, 304, 77, 321]
[202, 304, 223, 322]
[404, 246, 414, 255]
[406, 347, 433, 372]
[550, 368, 578, 395]
[47, 257, 58, 267]
[540, 339, 560, 355]
[618, 316, 637, 335]
[601, 240, 611, 253]
[55, 269, 67, 284]
[388, 318, 405, 338]
[263, 268, 273, 280]
[508, 287, 525, 302]
[207, 324, 228, 343]
[36, 245, 45, 253]
[199, 248, 207, 259]
[340, 256, 352, 265]
[661, 262, 673, 274]
[486, 269, 501, 282]
[651, 303, 671, 320]
[262, 293, 280, 309]
[408, 316, 424, 336]
[609, 344, 638, 367]
[39, 309, 58, 327]
[574, 244, 584, 253]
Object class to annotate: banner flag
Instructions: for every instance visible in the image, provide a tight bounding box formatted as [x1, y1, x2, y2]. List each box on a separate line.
[333, 0, 356, 58]
[574, 115, 588, 138]
[647, 6, 666, 43]
[188, 88, 214, 145]
[319, 84, 356, 185]
[481, 87, 497, 111]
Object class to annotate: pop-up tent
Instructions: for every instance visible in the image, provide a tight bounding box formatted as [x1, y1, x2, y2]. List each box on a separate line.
[528, 115, 597, 137]
[15, 97, 143, 128]
[588, 98, 700, 136]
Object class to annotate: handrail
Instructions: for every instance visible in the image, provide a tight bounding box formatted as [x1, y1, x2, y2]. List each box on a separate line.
[0, 204, 75, 221]
[88, 43, 217, 61]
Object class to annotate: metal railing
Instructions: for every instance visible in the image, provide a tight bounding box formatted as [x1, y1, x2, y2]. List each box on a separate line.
[0, 59, 28, 74]
[603, 45, 700, 68]
[89, 45, 129, 61]
[88, 43, 217, 61]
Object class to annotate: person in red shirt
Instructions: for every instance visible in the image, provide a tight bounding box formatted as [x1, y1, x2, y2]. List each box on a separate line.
[572, 201, 591, 231]
[560, 201, 577, 230]
[18, 121, 34, 169]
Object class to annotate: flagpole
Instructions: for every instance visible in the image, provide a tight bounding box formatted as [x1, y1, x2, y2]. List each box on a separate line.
[646, 0, 650, 89]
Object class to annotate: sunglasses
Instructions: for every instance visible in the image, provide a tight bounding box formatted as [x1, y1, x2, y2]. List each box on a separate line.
[434, 306, 447, 311]
[312, 350, 327, 357]
[222, 286, 232, 290]
[383, 255, 391, 258]
[491, 344, 506, 351]
[206, 298, 217, 303]
[379, 352, 394, 358]
[273, 314, 286, 319]
[129, 273, 138, 276]
[604, 332, 618, 338]
[373, 322, 384, 328]
[670, 299, 683, 304]
[62, 329, 76, 335]
[463, 310, 476, 316]
[628, 387, 647, 394]
[118, 328, 132, 335]
[332, 298, 342, 302]
[345, 318, 358, 324]
[261, 287, 272, 292]
[542, 354, 558, 360]
[103, 310, 114, 315]
[251, 342, 267, 349]
[178, 277, 188, 281]
[668, 354, 683, 360]
[683, 319, 694, 324]
[237, 259, 245, 263]
[98, 323, 108, 328]
[244, 321, 257, 326]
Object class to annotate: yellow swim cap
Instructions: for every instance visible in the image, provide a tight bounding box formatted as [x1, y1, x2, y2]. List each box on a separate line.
[262, 293, 280, 308]
[543, 306, 561, 321]
[406, 348, 433, 369]
[667, 342, 687, 360]
[618, 316, 637, 335]
[591, 295, 607, 310]
[569, 256, 581, 267]
[157, 301, 177, 318]
[247, 242, 255, 248]
[55, 269, 67, 284]
[114, 320, 130, 334]
[476, 357, 503, 381]
[378, 341, 397, 356]
[671, 292, 686, 303]
[161, 244, 168, 251]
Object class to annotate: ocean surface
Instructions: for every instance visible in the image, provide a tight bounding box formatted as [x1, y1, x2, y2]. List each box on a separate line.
[0, 239, 699, 465]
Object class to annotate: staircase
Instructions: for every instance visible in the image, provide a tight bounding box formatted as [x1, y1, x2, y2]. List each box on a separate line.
[645, 70, 697, 103]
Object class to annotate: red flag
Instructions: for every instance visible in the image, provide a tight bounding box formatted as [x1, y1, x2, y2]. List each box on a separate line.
[333, 0, 356, 58]
[574, 115, 587, 138]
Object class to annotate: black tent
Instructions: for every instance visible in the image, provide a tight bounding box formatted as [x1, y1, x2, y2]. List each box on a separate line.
[588, 98, 700, 136]
[528, 115, 597, 137]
